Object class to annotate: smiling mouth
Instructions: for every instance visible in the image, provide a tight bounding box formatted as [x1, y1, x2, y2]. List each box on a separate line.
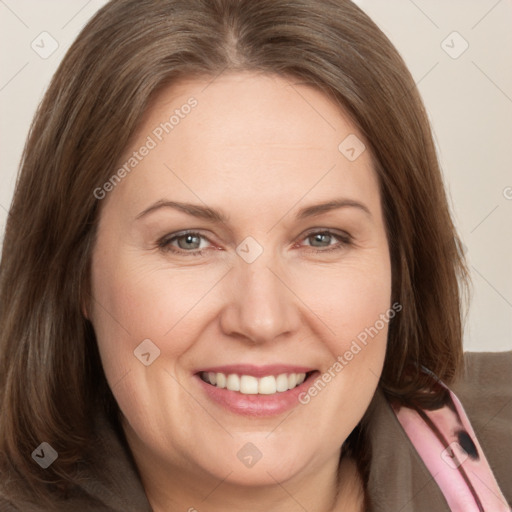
[198, 371, 316, 395]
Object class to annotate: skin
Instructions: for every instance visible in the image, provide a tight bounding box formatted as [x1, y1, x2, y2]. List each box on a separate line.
[87, 72, 392, 512]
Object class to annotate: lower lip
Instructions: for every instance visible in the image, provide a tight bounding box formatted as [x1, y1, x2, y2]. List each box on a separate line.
[195, 372, 319, 417]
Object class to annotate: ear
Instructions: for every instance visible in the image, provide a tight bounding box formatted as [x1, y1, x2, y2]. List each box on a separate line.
[80, 293, 91, 321]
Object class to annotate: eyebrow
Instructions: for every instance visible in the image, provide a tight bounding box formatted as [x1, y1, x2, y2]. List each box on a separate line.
[135, 198, 372, 223]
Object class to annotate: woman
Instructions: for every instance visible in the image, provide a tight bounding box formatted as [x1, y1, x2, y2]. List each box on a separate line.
[0, 0, 510, 510]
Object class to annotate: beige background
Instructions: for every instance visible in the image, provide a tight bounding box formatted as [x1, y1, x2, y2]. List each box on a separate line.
[0, 0, 510, 352]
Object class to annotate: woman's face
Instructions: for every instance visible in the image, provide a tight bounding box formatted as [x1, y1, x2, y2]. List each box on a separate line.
[88, 72, 392, 490]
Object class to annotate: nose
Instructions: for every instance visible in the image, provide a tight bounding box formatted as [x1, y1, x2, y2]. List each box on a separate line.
[218, 252, 301, 345]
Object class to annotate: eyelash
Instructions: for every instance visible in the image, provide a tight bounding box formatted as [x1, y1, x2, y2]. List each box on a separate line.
[157, 229, 353, 257]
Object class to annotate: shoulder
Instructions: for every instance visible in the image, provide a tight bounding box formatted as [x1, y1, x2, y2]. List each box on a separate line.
[0, 410, 151, 512]
[0, 496, 19, 511]
[364, 350, 512, 511]
[451, 351, 512, 505]
[452, 350, 512, 424]
[456, 350, 512, 388]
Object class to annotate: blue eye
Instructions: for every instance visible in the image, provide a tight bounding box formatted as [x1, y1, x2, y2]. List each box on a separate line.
[158, 231, 210, 256]
[157, 229, 352, 257]
[301, 230, 353, 253]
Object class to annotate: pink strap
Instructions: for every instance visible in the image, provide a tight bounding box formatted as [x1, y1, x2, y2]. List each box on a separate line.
[391, 379, 510, 511]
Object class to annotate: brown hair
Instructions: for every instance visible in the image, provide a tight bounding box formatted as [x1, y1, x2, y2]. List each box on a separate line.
[0, 0, 469, 505]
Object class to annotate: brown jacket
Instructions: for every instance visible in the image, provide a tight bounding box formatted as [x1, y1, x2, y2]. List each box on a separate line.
[1, 351, 511, 511]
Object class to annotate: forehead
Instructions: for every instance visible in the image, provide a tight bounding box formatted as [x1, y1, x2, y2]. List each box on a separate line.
[107, 72, 380, 218]
[146, 72, 354, 149]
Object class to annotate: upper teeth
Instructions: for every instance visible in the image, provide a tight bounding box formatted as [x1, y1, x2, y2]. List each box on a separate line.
[201, 372, 307, 395]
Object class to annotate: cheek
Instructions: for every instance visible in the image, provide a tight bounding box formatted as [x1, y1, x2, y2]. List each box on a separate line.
[294, 253, 392, 353]
[296, 270, 392, 439]
[89, 243, 229, 382]
[293, 252, 392, 419]
[334, 274, 391, 359]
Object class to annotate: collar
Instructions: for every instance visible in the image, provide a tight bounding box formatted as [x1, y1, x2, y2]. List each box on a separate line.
[364, 388, 451, 511]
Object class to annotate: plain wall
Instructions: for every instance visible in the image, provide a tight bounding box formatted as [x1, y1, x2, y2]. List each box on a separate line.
[0, 0, 510, 351]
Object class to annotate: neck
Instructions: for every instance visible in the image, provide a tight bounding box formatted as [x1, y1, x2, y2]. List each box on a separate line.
[332, 456, 365, 511]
